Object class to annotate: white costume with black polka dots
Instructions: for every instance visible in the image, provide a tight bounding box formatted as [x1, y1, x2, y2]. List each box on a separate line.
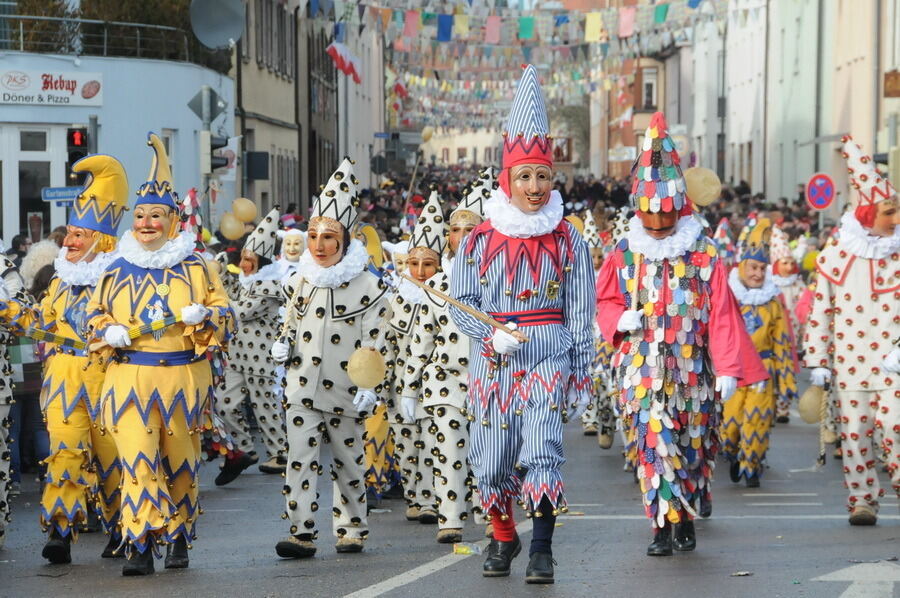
[402, 272, 472, 529]
[280, 249, 389, 540]
[218, 264, 286, 459]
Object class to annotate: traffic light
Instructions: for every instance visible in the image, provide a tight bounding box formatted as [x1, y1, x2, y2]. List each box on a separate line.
[200, 131, 229, 174]
[66, 127, 89, 186]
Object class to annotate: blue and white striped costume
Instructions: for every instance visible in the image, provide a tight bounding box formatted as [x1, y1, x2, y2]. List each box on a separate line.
[449, 196, 595, 516]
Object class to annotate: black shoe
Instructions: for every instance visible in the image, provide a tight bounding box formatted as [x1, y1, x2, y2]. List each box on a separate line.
[776, 415, 790, 424]
[647, 525, 673, 556]
[275, 535, 317, 559]
[745, 474, 760, 488]
[215, 452, 256, 486]
[729, 461, 741, 483]
[418, 509, 439, 525]
[383, 484, 404, 500]
[483, 535, 521, 577]
[673, 520, 696, 551]
[122, 547, 155, 576]
[164, 536, 189, 569]
[698, 494, 712, 519]
[41, 529, 72, 564]
[102, 534, 124, 558]
[525, 551, 555, 584]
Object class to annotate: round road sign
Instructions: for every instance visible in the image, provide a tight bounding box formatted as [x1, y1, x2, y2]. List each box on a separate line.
[806, 173, 836, 211]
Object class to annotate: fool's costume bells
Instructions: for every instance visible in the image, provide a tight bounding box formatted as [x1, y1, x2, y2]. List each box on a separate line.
[278, 159, 390, 542]
[803, 136, 900, 513]
[450, 65, 596, 525]
[723, 220, 799, 482]
[86, 134, 235, 555]
[595, 112, 767, 530]
[218, 209, 286, 461]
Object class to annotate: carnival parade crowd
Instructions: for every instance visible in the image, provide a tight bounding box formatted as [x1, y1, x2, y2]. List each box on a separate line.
[0, 65, 897, 585]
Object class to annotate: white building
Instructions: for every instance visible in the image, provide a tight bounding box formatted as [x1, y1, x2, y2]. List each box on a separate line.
[688, 18, 726, 179]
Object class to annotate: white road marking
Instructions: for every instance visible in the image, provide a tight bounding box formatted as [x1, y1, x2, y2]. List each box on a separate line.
[746, 502, 824, 507]
[560, 514, 900, 520]
[566, 503, 604, 507]
[201, 509, 247, 513]
[742, 492, 818, 497]
[342, 521, 533, 598]
[812, 562, 900, 598]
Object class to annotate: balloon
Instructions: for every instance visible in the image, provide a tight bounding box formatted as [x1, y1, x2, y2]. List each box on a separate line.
[201, 227, 212, 243]
[798, 385, 824, 424]
[219, 212, 244, 240]
[421, 126, 435, 143]
[802, 250, 819, 272]
[347, 347, 387, 388]
[684, 167, 722, 207]
[232, 197, 258, 223]
[564, 215, 584, 235]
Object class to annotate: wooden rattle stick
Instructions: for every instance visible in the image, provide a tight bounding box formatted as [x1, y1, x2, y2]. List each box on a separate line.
[88, 315, 183, 353]
[399, 274, 528, 341]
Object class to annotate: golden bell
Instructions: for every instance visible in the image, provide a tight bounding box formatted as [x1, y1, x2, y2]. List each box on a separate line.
[798, 384, 825, 424]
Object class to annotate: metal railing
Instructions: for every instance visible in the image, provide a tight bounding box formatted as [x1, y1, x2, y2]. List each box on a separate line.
[0, 15, 229, 72]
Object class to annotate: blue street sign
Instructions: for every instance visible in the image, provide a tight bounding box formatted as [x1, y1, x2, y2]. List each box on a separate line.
[41, 186, 81, 203]
[374, 132, 391, 139]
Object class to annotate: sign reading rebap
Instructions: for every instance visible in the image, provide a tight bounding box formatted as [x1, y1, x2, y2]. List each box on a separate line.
[0, 70, 103, 106]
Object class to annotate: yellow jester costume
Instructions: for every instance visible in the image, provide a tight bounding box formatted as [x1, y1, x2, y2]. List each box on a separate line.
[722, 219, 798, 485]
[86, 134, 234, 564]
[29, 155, 128, 562]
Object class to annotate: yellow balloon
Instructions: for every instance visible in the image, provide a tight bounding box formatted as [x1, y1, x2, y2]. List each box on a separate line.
[565, 215, 584, 235]
[201, 227, 212, 243]
[219, 212, 244, 240]
[232, 197, 258, 223]
[347, 347, 387, 389]
[798, 385, 824, 424]
[803, 250, 819, 272]
[683, 167, 722, 207]
[421, 126, 435, 143]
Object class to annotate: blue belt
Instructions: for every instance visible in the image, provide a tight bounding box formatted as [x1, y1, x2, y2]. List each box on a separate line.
[758, 350, 774, 360]
[113, 349, 200, 366]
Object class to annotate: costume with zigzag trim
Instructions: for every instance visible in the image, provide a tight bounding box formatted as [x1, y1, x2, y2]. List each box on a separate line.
[722, 270, 798, 480]
[86, 234, 234, 555]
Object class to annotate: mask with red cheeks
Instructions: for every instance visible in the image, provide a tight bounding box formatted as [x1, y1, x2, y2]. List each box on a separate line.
[508, 164, 553, 213]
[63, 226, 98, 263]
[239, 249, 259, 275]
[133, 204, 174, 251]
[739, 259, 767, 289]
[867, 198, 900, 237]
[406, 247, 439, 282]
[773, 257, 798, 277]
[638, 209, 679, 240]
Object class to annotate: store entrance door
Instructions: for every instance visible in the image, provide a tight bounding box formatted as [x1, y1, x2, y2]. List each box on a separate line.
[0, 125, 69, 246]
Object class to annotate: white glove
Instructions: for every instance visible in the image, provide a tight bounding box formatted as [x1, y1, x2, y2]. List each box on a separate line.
[809, 367, 831, 387]
[103, 325, 131, 348]
[270, 341, 290, 363]
[181, 303, 210, 326]
[400, 396, 417, 423]
[0, 280, 9, 302]
[882, 348, 900, 374]
[352, 389, 378, 415]
[491, 322, 522, 355]
[715, 375, 737, 401]
[751, 380, 767, 393]
[616, 310, 643, 333]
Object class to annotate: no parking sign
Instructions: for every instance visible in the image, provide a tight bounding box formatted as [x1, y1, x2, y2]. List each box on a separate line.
[805, 173, 836, 211]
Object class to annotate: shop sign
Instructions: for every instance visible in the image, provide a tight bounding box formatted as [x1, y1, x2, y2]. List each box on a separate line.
[0, 70, 103, 106]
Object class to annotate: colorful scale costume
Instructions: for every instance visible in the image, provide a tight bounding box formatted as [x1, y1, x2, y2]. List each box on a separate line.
[278, 159, 390, 543]
[596, 112, 766, 530]
[86, 134, 234, 555]
[450, 65, 595, 519]
[400, 191, 473, 534]
[804, 136, 900, 515]
[218, 208, 287, 462]
[723, 220, 799, 482]
[768, 226, 805, 420]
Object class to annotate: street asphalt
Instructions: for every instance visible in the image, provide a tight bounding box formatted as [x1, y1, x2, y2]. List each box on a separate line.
[3, 380, 899, 597]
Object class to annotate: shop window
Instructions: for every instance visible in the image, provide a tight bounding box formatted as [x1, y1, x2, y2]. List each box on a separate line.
[641, 67, 658, 111]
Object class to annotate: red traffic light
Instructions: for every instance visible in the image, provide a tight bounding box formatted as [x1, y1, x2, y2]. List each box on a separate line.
[67, 128, 87, 148]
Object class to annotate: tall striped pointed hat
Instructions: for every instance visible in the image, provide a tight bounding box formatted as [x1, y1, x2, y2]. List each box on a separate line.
[630, 111, 688, 214]
[69, 154, 129, 238]
[499, 64, 553, 196]
[410, 188, 447, 256]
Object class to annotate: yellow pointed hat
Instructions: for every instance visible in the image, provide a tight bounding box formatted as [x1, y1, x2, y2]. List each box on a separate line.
[136, 132, 178, 209]
[69, 154, 129, 237]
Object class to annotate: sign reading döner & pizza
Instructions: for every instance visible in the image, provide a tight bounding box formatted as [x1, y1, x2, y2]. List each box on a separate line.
[0, 70, 103, 106]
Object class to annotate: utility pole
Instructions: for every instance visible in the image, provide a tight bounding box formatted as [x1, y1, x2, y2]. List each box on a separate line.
[201, 84, 212, 226]
[88, 114, 98, 154]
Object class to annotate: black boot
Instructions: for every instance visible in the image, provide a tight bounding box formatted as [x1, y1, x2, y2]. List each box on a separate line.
[698, 493, 712, 519]
[647, 524, 673, 556]
[673, 520, 696, 551]
[79, 509, 101, 534]
[215, 452, 256, 486]
[101, 533, 124, 558]
[41, 529, 72, 564]
[729, 461, 741, 483]
[525, 552, 555, 584]
[482, 535, 521, 577]
[122, 546, 155, 576]
[164, 536, 189, 569]
[745, 474, 760, 488]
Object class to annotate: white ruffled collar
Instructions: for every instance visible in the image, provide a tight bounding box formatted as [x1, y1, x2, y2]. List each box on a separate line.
[483, 188, 564, 238]
[239, 261, 283, 287]
[54, 248, 117, 287]
[396, 277, 427, 304]
[837, 212, 900, 259]
[625, 215, 703, 261]
[118, 230, 196, 269]
[295, 239, 369, 289]
[728, 267, 780, 306]
[770, 271, 799, 288]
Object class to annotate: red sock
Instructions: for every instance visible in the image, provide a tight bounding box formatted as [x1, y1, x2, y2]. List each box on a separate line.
[489, 504, 517, 542]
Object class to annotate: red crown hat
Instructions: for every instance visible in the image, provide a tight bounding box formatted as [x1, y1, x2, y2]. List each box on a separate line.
[499, 65, 553, 196]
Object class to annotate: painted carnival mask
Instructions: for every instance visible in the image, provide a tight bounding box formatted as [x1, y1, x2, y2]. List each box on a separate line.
[133, 204, 175, 251]
[63, 225, 98, 263]
[239, 249, 260, 276]
[870, 198, 900, 237]
[307, 216, 345, 268]
[406, 247, 440, 282]
[740, 259, 767, 289]
[282, 233, 304, 262]
[508, 164, 553, 214]
[638, 209, 678, 240]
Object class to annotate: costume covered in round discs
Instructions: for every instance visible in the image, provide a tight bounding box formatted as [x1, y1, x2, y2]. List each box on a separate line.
[86, 134, 235, 557]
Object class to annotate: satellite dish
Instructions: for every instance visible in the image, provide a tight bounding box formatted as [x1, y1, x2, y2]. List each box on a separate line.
[190, 0, 245, 50]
